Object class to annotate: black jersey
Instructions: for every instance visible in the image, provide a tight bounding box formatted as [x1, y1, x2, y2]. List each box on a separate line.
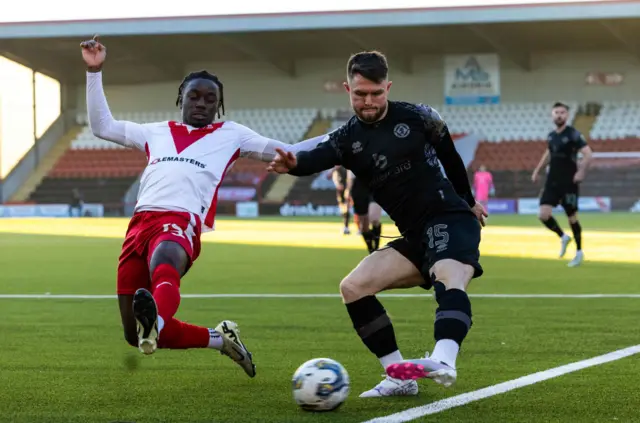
[546, 126, 587, 183]
[289, 101, 475, 234]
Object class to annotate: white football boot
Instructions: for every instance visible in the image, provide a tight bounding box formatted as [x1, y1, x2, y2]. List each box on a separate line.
[568, 250, 584, 267]
[559, 234, 572, 258]
[386, 353, 457, 388]
[359, 375, 419, 398]
[214, 320, 256, 378]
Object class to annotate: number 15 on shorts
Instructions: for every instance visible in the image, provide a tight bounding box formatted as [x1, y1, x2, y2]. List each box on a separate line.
[427, 224, 449, 253]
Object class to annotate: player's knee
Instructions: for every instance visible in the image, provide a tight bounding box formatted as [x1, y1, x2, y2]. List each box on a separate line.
[340, 274, 376, 303]
[149, 241, 187, 276]
[567, 213, 578, 224]
[430, 259, 474, 291]
[538, 208, 552, 221]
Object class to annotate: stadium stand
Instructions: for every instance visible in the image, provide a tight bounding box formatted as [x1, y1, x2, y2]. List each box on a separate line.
[324, 102, 578, 142]
[469, 137, 640, 210]
[590, 101, 640, 140]
[21, 102, 640, 215]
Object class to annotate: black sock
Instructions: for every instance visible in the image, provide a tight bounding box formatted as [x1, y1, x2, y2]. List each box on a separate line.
[345, 295, 399, 358]
[362, 230, 375, 253]
[371, 223, 382, 250]
[541, 216, 564, 237]
[433, 282, 472, 347]
[343, 212, 350, 228]
[570, 221, 582, 250]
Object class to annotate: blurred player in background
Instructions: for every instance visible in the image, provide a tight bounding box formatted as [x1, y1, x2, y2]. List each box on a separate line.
[346, 170, 382, 253]
[473, 164, 494, 209]
[81, 35, 323, 376]
[532, 102, 593, 267]
[330, 165, 352, 234]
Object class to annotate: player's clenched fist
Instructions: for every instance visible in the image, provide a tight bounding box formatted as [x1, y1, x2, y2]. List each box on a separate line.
[80, 35, 106, 71]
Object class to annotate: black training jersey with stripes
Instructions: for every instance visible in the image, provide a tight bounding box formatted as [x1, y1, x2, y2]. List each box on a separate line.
[289, 101, 476, 235]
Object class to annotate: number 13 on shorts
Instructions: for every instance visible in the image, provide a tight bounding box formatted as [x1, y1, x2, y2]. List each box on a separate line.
[163, 222, 196, 247]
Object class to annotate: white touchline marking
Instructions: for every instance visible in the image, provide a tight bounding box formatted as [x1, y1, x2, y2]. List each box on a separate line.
[360, 344, 640, 423]
[1, 293, 640, 299]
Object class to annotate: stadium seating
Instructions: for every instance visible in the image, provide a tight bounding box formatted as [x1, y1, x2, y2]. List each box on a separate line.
[325, 102, 577, 142]
[25, 102, 640, 215]
[590, 101, 640, 140]
[470, 138, 640, 206]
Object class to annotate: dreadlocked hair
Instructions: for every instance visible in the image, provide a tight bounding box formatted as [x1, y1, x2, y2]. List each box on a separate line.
[175, 70, 225, 118]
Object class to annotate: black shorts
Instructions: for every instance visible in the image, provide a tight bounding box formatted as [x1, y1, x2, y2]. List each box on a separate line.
[540, 182, 579, 215]
[351, 179, 372, 216]
[384, 212, 483, 290]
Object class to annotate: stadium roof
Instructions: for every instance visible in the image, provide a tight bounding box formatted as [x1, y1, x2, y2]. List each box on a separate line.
[1, 1, 640, 84]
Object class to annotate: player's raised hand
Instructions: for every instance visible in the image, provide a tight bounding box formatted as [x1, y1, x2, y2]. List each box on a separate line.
[80, 35, 106, 70]
[267, 148, 297, 173]
[471, 202, 488, 227]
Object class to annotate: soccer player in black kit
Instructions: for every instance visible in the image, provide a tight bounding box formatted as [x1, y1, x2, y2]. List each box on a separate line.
[347, 170, 383, 253]
[268, 51, 487, 398]
[532, 102, 593, 267]
[330, 165, 352, 234]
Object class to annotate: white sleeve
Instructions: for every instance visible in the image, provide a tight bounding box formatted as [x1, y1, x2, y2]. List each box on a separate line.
[86, 71, 148, 151]
[287, 133, 330, 154]
[235, 122, 292, 162]
[235, 122, 335, 161]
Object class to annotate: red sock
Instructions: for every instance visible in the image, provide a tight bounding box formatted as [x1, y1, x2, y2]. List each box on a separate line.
[151, 264, 181, 321]
[157, 318, 210, 349]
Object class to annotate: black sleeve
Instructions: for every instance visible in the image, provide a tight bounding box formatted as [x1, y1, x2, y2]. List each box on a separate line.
[573, 128, 588, 149]
[417, 104, 475, 207]
[288, 131, 343, 177]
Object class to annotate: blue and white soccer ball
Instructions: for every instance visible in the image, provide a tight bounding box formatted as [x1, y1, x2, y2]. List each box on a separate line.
[291, 358, 350, 411]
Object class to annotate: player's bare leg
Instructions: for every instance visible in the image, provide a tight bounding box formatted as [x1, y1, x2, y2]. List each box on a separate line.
[340, 248, 424, 397]
[387, 259, 474, 388]
[567, 212, 584, 267]
[357, 214, 375, 253]
[118, 294, 139, 348]
[130, 240, 256, 376]
[369, 202, 383, 251]
[354, 214, 362, 235]
[339, 198, 351, 235]
[538, 205, 571, 257]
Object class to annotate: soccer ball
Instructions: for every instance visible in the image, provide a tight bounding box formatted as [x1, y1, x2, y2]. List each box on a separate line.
[291, 358, 350, 412]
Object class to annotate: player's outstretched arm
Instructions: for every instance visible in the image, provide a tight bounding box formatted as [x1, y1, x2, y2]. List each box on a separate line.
[81, 36, 147, 151]
[236, 124, 330, 162]
[267, 139, 340, 176]
[235, 122, 341, 175]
